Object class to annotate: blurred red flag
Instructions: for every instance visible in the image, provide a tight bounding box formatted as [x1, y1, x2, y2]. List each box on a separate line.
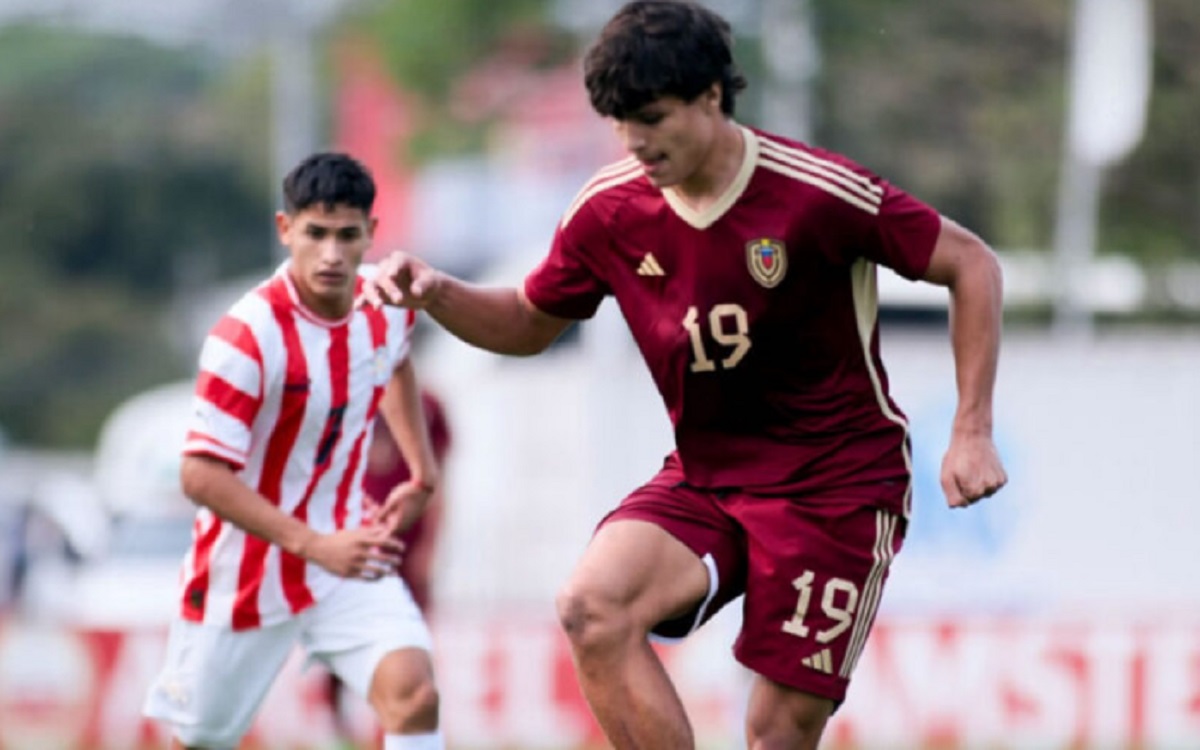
[333, 37, 417, 262]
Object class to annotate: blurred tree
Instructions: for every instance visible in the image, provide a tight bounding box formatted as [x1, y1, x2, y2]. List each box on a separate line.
[0, 26, 273, 446]
[811, 0, 1069, 249]
[1106, 0, 1200, 265]
[333, 0, 573, 159]
[810, 0, 1199, 268]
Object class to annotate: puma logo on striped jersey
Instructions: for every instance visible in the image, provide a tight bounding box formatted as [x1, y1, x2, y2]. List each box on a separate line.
[637, 253, 665, 277]
[801, 648, 834, 674]
[283, 379, 311, 393]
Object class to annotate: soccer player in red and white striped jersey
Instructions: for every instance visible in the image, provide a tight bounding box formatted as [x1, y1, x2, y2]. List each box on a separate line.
[362, 2, 1008, 748]
[145, 153, 446, 750]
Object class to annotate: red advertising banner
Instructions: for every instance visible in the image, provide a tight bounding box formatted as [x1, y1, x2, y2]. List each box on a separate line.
[1, 614, 1199, 749]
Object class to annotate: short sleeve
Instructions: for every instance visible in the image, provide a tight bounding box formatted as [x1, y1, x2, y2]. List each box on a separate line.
[183, 313, 264, 469]
[385, 305, 416, 367]
[862, 181, 941, 280]
[357, 263, 416, 368]
[523, 204, 611, 320]
[804, 146, 941, 279]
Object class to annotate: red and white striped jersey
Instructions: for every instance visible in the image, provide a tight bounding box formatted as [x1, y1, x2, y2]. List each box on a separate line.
[178, 263, 415, 630]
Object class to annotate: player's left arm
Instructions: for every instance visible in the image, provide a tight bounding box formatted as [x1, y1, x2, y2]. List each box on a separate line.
[921, 216, 1009, 508]
[374, 357, 439, 535]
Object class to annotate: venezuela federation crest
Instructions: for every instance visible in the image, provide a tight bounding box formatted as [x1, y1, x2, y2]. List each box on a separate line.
[745, 238, 788, 288]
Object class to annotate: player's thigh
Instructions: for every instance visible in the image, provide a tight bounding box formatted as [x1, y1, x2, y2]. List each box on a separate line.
[732, 497, 905, 704]
[745, 672, 834, 746]
[569, 458, 747, 638]
[144, 618, 298, 748]
[567, 519, 708, 627]
[303, 577, 433, 699]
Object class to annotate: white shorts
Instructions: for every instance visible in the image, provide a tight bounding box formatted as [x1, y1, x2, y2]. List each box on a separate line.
[143, 576, 431, 749]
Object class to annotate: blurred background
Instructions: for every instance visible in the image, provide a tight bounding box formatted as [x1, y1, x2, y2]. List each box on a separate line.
[0, 0, 1197, 748]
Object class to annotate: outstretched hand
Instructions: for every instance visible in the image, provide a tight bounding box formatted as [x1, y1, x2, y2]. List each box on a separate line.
[301, 525, 405, 580]
[941, 431, 1007, 508]
[358, 251, 441, 309]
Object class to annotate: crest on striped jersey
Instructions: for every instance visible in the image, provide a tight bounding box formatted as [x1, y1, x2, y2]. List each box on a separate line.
[745, 238, 788, 288]
[373, 347, 390, 383]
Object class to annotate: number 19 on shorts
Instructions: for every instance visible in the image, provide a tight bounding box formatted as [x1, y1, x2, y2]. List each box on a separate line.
[782, 571, 860, 645]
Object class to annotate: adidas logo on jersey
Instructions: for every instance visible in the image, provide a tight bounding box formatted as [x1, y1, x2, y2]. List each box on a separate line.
[801, 648, 834, 674]
[637, 253, 665, 276]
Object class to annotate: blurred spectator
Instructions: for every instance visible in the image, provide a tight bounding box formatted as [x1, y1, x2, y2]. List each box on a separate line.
[327, 387, 453, 745]
[0, 504, 29, 614]
[364, 388, 452, 613]
[0, 432, 16, 614]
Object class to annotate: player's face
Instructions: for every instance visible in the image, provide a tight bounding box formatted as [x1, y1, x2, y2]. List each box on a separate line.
[612, 85, 724, 190]
[275, 204, 376, 319]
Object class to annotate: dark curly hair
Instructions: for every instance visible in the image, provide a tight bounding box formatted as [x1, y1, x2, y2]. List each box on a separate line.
[583, 0, 748, 120]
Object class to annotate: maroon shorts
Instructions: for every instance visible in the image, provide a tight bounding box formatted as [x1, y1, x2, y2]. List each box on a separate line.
[599, 455, 906, 704]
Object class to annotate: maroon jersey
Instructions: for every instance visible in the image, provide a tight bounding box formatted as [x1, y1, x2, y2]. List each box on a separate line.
[524, 127, 940, 516]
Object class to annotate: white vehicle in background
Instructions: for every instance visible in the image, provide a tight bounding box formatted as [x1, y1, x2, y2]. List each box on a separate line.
[22, 381, 195, 628]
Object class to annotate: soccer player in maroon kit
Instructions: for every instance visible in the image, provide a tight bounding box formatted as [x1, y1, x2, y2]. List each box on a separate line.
[364, 389, 452, 613]
[364, 1, 1007, 747]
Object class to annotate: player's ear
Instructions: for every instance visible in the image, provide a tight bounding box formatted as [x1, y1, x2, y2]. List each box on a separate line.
[274, 211, 292, 245]
[704, 82, 722, 112]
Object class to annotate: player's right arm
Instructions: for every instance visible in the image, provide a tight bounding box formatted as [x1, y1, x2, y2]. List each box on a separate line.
[363, 251, 572, 356]
[921, 216, 1008, 508]
[181, 455, 402, 579]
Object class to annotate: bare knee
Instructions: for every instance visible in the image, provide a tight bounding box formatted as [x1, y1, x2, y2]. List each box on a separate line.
[556, 581, 636, 654]
[556, 520, 709, 661]
[370, 672, 438, 732]
[368, 649, 439, 734]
